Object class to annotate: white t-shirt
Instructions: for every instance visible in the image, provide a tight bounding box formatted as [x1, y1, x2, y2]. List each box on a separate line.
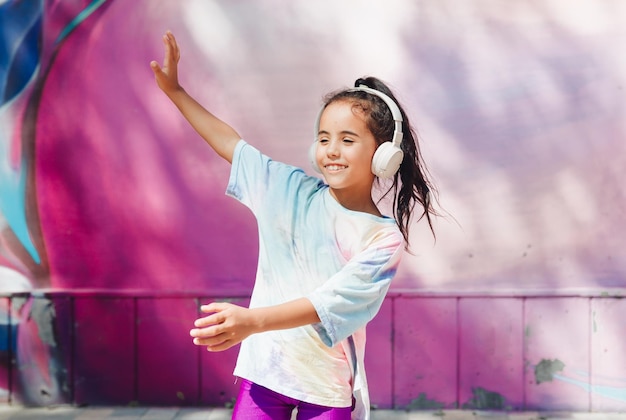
[226, 140, 403, 419]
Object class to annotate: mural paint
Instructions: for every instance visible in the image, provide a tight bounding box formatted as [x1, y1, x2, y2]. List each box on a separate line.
[1, 0, 42, 277]
[555, 371, 626, 403]
[0, 0, 113, 404]
[1, 0, 110, 280]
[0, 0, 625, 410]
[0, 0, 41, 267]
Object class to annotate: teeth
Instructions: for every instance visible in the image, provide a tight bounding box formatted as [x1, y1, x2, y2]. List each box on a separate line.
[325, 165, 346, 171]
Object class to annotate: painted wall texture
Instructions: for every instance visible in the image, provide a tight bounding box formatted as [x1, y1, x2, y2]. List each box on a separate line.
[1, 0, 625, 410]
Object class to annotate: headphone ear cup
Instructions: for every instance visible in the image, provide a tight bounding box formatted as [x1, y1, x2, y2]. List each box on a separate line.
[371, 142, 404, 179]
[309, 142, 322, 173]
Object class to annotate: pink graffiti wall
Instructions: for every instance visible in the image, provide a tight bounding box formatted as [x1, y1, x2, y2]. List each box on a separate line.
[0, 0, 625, 410]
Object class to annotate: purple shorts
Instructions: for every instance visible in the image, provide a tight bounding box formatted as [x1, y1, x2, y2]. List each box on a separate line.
[232, 379, 352, 420]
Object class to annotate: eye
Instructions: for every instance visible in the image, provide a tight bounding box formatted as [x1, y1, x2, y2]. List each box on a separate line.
[342, 138, 354, 144]
[318, 137, 329, 144]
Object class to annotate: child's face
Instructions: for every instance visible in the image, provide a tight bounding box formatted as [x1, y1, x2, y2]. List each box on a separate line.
[315, 100, 378, 197]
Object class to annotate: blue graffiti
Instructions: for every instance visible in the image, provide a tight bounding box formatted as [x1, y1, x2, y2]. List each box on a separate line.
[554, 372, 626, 403]
[0, 0, 109, 265]
[0, 0, 43, 264]
[0, 0, 42, 104]
[55, 0, 109, 45]
[533, 359, 626, 404]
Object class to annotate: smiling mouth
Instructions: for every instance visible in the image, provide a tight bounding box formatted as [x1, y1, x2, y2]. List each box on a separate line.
[325, 164, 347, 171]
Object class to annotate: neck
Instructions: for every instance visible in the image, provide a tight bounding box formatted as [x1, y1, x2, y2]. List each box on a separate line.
[329, 188, 382, 217]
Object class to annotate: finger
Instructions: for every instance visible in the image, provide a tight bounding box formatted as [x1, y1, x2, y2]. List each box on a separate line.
[190, 319, 223, 336]
[204, 334, 237, 352]
[190, 328, 223, 346]
[149, 61, 161, 74]
[163, 34, 173, 65]
[193, 335, 224, 346]
[192, 311, 225, 328]
[163, 32, 180, 65]
[190, 327, 207, 338]
[166, 31, 180, 61]
[206, 340, 235, 352]
[199, 301, 229, 314]
[192, 331, 229, 347]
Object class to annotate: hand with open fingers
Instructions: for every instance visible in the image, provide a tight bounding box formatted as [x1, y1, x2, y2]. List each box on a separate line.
[190, 302, 259, 352]
[150, 31, 182, 95]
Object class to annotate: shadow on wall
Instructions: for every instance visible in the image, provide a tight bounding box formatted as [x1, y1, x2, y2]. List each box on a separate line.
[396, 1, 626, 292]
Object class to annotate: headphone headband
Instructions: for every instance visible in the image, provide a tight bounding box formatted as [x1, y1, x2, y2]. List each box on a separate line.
[349, 85, 403, 147]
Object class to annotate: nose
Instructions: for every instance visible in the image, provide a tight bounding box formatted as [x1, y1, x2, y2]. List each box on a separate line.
[326, 139, 340, 157]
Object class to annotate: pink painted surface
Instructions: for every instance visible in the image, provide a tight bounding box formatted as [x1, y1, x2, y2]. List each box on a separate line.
[16, 0, 622, 294]
[136, 298, 199, 406]
[0, 292, 625, 410]
[364, 299, 393, 408]
[73, 297, 135, 405]
[35, 1, 259, 292]
[524, 298, 591, 411]
[590, 298, 626, 411]
[394, 297, 458, 409]
[458, 298, 524, 409]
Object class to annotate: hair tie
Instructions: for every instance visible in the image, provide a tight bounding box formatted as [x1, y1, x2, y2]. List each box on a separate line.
[354, 78, 368, 88]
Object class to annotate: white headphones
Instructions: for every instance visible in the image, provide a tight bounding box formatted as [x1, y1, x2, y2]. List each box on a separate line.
[309, 85, 404, 179]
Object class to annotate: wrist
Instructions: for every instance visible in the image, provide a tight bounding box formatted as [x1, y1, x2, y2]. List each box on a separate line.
[249, 307, 268, 334]
[165, 85, 185, 99]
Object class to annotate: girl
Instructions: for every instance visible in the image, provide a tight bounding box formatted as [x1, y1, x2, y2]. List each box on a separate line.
[151, 31, 436, 420]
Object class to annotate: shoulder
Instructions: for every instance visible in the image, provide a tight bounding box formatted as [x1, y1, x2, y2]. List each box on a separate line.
[366, 224, 404, 254]
[233, 139, 326, 196]
[235, 140, 308, 178]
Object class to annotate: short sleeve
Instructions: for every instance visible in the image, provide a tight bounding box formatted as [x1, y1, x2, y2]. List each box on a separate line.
[226, 140, 270, 210]
[307, 228, 403, 347]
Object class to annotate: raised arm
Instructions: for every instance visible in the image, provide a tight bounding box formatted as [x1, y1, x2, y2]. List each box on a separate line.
[150, 31, 240, 163]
